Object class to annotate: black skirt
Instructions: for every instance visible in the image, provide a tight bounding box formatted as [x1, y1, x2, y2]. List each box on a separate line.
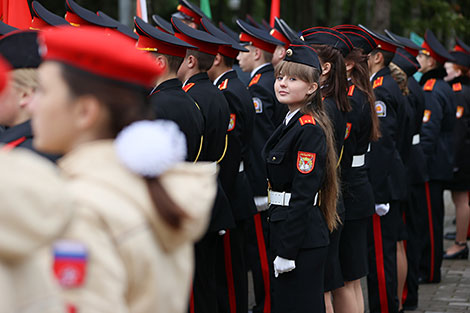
[324, 210, 345, 292]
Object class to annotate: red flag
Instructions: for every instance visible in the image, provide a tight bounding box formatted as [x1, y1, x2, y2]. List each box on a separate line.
[269, 0, 280, 27]
[136, 0, 148, 22]
[3, 0, 31, 29]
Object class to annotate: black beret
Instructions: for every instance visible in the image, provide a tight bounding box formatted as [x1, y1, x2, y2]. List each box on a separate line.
[450, 51, 470, 68]
[392, 48, 420, 77]
[333, 24, 377, 54]
[301, 27, 353, 57]
[284, 42, 321, 69]
[0, 31, 41, 69]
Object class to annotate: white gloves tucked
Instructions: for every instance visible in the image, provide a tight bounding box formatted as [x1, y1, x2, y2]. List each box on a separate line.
[375, 203, 390, 216]
[273, 256, 296, 277]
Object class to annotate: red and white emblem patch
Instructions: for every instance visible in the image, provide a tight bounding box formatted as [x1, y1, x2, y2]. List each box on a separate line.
[53, 240, 88, 288]
[344, 123, 352, 140]
[228, 114, 236, 131]
[297, 151, 316, 174]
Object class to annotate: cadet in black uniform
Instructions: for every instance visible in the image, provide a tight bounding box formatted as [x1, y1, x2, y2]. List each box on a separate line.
[385, 30, 429, 310]
[0, 30, 58, 162]
[301, 26, 353, 311]
[417, 30, 457, 284]
[331, 24, 380, 313]
[263, 43, 339, 313]
[134, 16, 204, 162]
[201, 17, 257, 313]
[236, 19, 285, 313]
[443, 50, 470, 259]
[360, 25, 408, 313]
[171, 16, 235, 313]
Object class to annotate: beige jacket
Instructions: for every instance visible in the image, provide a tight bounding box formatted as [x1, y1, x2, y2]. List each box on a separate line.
[56, 140, 216, 313]
[0, 149, 73, 313]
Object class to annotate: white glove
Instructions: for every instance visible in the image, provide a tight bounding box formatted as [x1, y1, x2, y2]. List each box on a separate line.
[218, 230, 226, 236]
[273, 256, 296, 278]
[375, 203, 390, 216]
[254, 196, 269, 212]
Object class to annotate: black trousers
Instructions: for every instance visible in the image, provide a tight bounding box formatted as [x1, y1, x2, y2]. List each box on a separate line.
[244, 211, 272, 313]
[419, 180, 444, 283]
[190, 232, 219, 313]
[271, 246, 327, 313]
[367, 201, 401, 313]
[402, 182, 427, 308]
[216, 220, 249, 313]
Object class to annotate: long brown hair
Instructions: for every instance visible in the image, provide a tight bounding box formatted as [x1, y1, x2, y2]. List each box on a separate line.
[345, 48, 381, 141]
[275, 60, 340, 231]
[311, 44, 351, 113]
[59, 63, 188, 229]
[389, 62, 410, 96]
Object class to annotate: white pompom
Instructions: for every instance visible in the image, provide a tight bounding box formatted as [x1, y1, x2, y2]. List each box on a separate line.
[115, 120, 187, 177]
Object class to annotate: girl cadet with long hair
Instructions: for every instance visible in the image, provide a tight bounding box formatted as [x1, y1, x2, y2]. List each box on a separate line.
[330, 25, 381, 313]
[263, 43, 339, 313]
[29, 26, 217, 313]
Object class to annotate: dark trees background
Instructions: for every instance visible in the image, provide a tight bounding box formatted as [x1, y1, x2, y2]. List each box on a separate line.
[29, 0, 470, 46]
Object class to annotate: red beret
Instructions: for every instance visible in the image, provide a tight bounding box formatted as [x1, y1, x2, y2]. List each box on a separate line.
[0, 56, 10, 93]
[38, 26, 164, 88]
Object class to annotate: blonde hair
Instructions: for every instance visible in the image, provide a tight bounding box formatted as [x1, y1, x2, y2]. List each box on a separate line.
[11, 68, 38, 93]
[275, 60, 340, 231]
[389, 62, 409, 96]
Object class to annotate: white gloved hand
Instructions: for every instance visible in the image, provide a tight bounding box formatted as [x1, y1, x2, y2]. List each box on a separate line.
[254, 196, 269, 212]
[375, 203, 390, 216]
[273, 256, 296, 278]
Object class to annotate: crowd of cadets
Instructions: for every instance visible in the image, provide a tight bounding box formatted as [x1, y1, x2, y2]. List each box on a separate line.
[0, 0, 469, 312]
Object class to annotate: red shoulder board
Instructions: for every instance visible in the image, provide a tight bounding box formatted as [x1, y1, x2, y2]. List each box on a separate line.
[423, 79, 436, 91]
[453, 82, 462, 92]
[249, 74, 261, 87]
[347, 85, 356, 97]
[299, 114, 316, 126]
[372, 76, 383, 89]
[182, 83, 195, 93]
[218, 79, 228, 90]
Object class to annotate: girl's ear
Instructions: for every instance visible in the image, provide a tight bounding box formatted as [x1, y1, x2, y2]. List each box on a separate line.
[321, 62, 332, 76]
[307, 82, 318, 95]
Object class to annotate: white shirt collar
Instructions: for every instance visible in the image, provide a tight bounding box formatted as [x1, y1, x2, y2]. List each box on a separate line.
[370, 71, 378, 82]
[285, 108, 301, 125]
[213, 69, 234, 86]
[251, 63, 270, 78]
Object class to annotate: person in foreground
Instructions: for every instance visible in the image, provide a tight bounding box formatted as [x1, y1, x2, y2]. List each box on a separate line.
[262, 43, 339, 313]
[29, 26, 217, 313]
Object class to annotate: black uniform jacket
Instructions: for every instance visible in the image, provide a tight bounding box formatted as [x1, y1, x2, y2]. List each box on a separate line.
[323, 96, 346, 216]
[342, 83, 375, 220]
[263, 111, 330, 260]
[448, 76, 470, 183]
[419, 68, 457, 182]
[217, 70, 257, 221]
[184, 72, 235, 231]
[366, 66, 407, 203]
[149, 78, 204, 162]
[0, 120, 59, 162]
[405, 77, 429, 185]
[246, 63, 287, 196]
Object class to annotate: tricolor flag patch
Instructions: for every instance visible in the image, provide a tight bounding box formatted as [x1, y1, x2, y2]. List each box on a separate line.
[297, 151, 316, 174]
[375, 101, 386, 117]
[228, 114, 236, 131]
[53, 240, 88, 288]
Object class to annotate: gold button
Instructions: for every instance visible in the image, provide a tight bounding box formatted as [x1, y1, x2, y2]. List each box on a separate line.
[272, 156, 276, 161]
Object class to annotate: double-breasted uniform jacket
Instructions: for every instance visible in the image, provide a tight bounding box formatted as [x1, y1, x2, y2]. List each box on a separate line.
[341, 83, 375, 220]
[0, 149, 73, 313]
[184, 72, 235, 231]
[419, 68, 457, 182]
[447, 75, 470, 185]
[149, 78, 204, 162]
[0, 120, 59, 161]
[367, 66, 407, 203]
[323, 96, 347, 216]
[263, 111, 329, 260]
[55, 141, 217, 313]
[246, 63, 287, 197]
[405, 77, 429, 185]
[217, 70, 257, 222]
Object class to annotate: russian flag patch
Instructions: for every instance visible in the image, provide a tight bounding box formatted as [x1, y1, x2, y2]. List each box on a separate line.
[53, 240, 88, 288]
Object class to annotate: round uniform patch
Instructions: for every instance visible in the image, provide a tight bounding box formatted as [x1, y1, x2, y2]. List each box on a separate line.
[253, 97, 263, 113]
[297, 151, 316, 174]
[375, 101, 386, 117]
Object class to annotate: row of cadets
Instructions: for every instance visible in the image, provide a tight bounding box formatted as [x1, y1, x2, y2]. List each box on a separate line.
[384, 31, 428, 310]
[133, 16, 205, 162]
[332, 24, 381, 313]
[300, 26, 353, 310]
[170, 15, 237, 313]
[235, 18, 286, 313]
[443, 44, 470, 259]
[199, 17, 257, 313]
[358, 25, 409, 313]
[416, 30, 457, 284]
